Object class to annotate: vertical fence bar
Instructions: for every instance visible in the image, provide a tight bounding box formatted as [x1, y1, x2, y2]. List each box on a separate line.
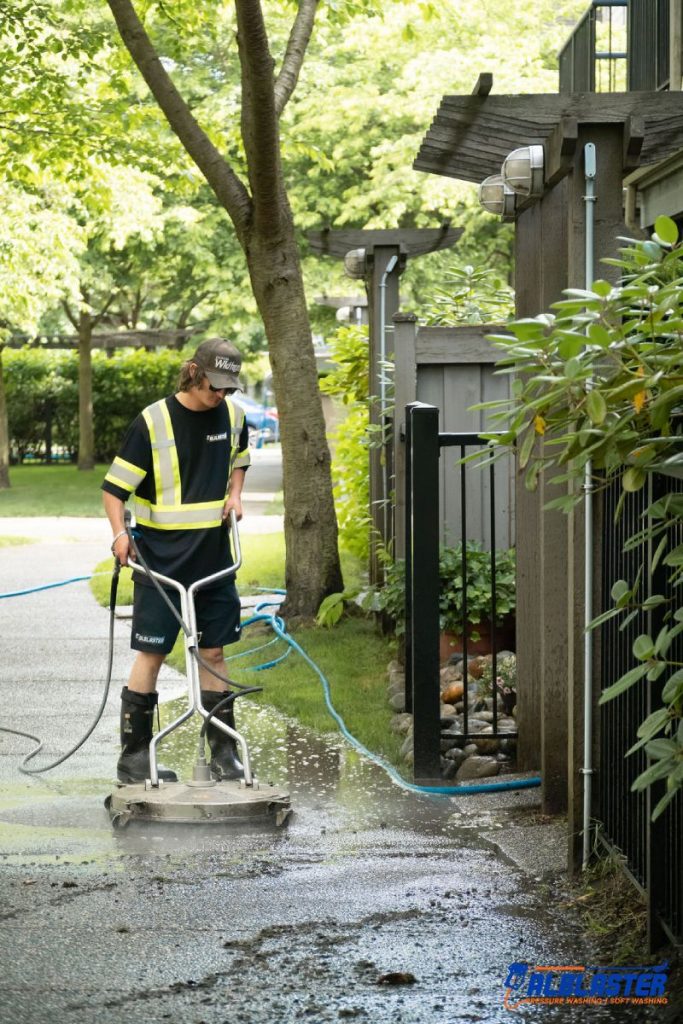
[460, 445, 469, 739]
[408, 403, 441, 781]
[490, 458, 498, 733]
[404, 405, 414, 715]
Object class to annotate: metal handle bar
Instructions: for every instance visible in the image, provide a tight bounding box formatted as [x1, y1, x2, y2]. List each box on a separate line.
[124, 509, 252, 787]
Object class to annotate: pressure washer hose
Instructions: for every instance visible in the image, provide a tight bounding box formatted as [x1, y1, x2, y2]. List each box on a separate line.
[0, 566, 541, 797]
[0, 562, 122, 774]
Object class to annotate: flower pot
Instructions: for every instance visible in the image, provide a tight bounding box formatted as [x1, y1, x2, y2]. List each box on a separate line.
[439, 615, 515, 664]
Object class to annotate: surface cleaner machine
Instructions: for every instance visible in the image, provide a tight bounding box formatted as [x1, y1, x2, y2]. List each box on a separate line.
[105, 513, 291, 829]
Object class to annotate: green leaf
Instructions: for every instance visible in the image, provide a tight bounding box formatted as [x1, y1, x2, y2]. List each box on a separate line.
[599, 663, 649, 703]
[631, 758, 674, 791]
[591, 279, 612, 297]
[645, 738, 679, 760]
[622, 467, 646, 492]
[610, 579, 630, 605]
[519, 429, 535, 470]
[585, 389, 607, 425]
[653, 215, 678, 246]
[633, 633, 655, 660]
[587, 323, 611, 348]
[651, 785, 681, 821]
[662, 668, 683, 704]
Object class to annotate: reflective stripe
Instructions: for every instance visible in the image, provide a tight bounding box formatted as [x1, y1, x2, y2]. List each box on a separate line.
[132, 396, 248, 532]
[143, 400, 181, 507]
[227, 398, 250, 472]
[105, 456, 146, 493]
[134, 497, 224, 529]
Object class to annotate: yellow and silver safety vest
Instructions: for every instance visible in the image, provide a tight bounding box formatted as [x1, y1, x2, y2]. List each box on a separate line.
[105, 397, 249, 531]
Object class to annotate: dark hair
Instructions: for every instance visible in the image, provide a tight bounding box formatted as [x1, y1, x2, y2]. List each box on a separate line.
[177, 360, 205, 392]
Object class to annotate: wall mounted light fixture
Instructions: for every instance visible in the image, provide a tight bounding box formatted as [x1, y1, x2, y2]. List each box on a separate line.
[478, 173, 516, 217]
[501, 144, 545, 197]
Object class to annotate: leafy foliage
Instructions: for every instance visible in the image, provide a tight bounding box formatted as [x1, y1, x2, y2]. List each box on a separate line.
[422, 262, 514, 326]
[480, 217, 683, 819]
[375, 543, 516, 637]
[4, 348, 183, 460]
[319, 324, 373, 560]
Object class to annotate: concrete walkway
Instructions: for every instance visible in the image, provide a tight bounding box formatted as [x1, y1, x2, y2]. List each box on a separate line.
[0, 507, 666, 1024]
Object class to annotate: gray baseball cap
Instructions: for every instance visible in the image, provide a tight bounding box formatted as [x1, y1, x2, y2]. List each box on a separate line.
[192, 338, 242, 389]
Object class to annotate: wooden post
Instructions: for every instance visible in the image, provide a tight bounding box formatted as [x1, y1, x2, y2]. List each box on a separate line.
[367, 246, 401, 586]
[672, 0, 683, 91]
[392, 313, 418, 562]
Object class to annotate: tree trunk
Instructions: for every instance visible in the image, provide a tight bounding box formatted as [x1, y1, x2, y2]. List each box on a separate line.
[0, 348, 10, 488]
[245, 224, 343, 617]
[77, 311, 95, 471]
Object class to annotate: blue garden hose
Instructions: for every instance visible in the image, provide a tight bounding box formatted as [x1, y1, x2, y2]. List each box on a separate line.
[243, 599, 541, 798]
[0, 574, 541, 796]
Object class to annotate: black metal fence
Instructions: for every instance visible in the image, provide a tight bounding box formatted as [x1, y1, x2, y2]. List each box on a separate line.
[628, 0, 670, 91]
[599, 470, 683, 949]
[403, 402, 515, 781]
[559, 2, 628, 94]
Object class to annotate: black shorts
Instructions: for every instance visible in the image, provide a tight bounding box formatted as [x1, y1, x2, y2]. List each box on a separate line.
[131, 580, 241, 655]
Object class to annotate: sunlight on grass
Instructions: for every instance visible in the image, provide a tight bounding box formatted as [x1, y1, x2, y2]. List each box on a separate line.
[0, 465, 108, 517]
[0, 536, 35, 548]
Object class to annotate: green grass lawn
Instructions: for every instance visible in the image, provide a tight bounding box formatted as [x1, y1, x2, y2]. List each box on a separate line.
[0, 536, 35, 548]
[0, 465, 108, 516]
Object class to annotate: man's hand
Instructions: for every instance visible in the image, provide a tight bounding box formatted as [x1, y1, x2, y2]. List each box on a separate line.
[112, 533, 131, 566]
[223, 494, 243, 522]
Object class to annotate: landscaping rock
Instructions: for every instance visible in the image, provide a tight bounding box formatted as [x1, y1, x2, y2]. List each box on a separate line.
[443, 746, 467, 765]
[390, 713, 413, 735]
[463, 743, 479, 756]
[441, 760, 459, 780]
[440, 666, 462, 686]
[389, 692, 406, 712]
[455, 756, 501, 781]
[439, 703, 456, 717]
[473, 738, 500, 755]
[440, 737, 460, 753]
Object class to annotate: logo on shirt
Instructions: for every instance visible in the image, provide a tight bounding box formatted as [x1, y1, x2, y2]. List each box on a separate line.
[206, 431, 228, 442]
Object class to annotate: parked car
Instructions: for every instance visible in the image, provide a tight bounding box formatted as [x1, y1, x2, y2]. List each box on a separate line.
[234, 394, 279, 446]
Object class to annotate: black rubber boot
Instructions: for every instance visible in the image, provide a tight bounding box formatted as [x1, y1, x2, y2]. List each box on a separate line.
[117, 687, 178, 784]
[201, 690, 244, 781]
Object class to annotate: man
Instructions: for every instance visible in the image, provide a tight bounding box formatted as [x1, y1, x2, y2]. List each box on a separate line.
[102, 338, 250, 784]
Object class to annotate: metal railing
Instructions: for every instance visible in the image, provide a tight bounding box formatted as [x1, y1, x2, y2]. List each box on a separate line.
[559, 2, 628, 94]
[403, 402, 515, 781]
[628, 0, 670, 91]
[599, 471, 682, 949]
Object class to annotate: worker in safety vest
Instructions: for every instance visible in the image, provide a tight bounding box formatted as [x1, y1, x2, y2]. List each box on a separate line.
[102, 338, 250, 784]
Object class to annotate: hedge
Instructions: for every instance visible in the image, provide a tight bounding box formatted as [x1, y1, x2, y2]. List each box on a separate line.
[3, 348, 184, 462]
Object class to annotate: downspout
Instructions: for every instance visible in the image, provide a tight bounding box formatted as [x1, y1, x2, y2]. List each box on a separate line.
[379, 254, 399, 550]
[582, 142, 597, 870]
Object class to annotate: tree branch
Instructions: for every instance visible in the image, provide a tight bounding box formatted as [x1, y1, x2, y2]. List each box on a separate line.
[105, 0, 253, 236]
[61, 299, 78, 329]
[235, 0, 283, 229]
[274, 0, 318, 117]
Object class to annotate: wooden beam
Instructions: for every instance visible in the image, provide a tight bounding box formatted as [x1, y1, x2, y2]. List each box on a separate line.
[623, 115, 645, 171]
[471, 73, 493, 97]
[544, 116, 578, 188]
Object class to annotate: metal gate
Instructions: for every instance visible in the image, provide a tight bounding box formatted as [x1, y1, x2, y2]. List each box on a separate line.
[403, 402, 517, 781]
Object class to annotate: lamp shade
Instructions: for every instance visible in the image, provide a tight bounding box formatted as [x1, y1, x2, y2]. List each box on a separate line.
[501, 144, 545, 197]
[478, 174, 516, 217]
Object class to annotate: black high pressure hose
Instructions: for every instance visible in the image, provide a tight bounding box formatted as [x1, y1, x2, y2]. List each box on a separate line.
[1, 559, 122, 774]
[1, 520, 260, 774]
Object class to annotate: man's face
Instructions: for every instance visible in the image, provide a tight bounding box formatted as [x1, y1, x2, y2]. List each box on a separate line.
[191, 365, 228, 410]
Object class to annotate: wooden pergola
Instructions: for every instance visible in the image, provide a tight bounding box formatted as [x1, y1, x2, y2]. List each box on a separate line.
[413, 75, 683, 867]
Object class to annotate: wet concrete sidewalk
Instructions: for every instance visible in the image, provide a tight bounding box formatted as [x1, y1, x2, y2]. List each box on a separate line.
[0, 523, 671, 1023]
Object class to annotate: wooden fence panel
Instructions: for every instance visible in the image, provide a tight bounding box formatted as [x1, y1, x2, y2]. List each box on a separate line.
[393, 318, 513, 557]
